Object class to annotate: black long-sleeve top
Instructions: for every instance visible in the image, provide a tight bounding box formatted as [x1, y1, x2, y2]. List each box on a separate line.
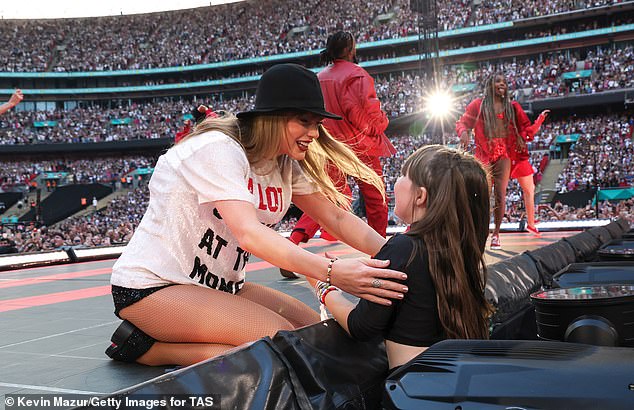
[347, 234, 445, 346]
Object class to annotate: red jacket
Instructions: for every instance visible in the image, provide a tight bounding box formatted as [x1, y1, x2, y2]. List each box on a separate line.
[318, 60, 395, 157]
[456, 98, 541, 164]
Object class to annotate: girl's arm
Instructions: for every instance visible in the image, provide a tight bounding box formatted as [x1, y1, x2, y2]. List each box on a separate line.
[307, 272, 357, 333]
[215, 199, 408, 306]
[291, 191, 386, 256]
[308, 239, 408, 340]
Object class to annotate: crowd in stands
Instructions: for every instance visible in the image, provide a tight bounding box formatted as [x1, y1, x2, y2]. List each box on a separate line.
[542, 198, 634, 222]
[468, 0, 621, 27]
[0, 121, 631, 253]
[0, 98, 255, 144]
[0, 156, 155, 192]
[554, 114, 633, 192]
[377, 43, 634, 117]
[0, 2, 632, 252]
[0, 0, 628, 72]
[0, 101, 190, 144]
[0, 181, 147, 253]
[2, 41, 632, 146]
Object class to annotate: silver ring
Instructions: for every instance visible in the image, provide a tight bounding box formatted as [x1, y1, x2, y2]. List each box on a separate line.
[372, 279, 382, 289]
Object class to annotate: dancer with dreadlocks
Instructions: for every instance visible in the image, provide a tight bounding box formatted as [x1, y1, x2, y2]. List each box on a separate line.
[456, 73, 547, 249]
[280, 31, 395, 278]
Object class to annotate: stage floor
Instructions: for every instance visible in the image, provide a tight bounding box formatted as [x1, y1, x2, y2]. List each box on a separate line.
[0, 231, 577, 401]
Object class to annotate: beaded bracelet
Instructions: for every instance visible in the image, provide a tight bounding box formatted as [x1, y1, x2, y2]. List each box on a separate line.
[315, 280, 329, 294]
[320, 286, 339, 305]
[326, 257, 337, 285]
[315, 280, 340, 305]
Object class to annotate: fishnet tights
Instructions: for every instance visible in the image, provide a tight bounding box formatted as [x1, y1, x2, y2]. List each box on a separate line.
[119, 283, 319, 366]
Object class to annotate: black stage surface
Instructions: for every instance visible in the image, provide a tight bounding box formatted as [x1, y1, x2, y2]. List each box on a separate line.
[0, 231, 576, 401]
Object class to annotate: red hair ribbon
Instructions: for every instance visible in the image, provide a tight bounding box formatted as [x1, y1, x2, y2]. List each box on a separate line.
[175, 106, 219, 143]
[205, 108, 219, 119]
[174, 122, 192, 143]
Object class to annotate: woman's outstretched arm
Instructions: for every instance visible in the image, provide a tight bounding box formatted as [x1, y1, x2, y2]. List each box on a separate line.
[215, 198, 408, 306]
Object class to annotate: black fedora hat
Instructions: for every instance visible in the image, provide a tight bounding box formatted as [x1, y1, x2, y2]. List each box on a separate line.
[237, 63, 341, 120]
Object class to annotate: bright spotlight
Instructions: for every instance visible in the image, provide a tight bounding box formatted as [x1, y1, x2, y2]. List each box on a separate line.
[424, 90, 453, 119]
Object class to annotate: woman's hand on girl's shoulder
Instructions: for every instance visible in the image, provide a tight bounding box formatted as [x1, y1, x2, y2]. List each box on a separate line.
[330, 257, 407, 306]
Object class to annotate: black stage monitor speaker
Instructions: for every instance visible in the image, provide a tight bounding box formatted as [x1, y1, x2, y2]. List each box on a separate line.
[384, 340, 634, 410]
[531, 285, 634, 347]
[597, 239, 634, 261]
[553, 262, 634, 288]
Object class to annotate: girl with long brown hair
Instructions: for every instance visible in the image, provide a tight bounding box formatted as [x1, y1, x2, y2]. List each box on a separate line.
[307, 145, 494, 370]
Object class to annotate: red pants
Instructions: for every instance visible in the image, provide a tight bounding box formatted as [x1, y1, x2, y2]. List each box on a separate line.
[290, 154, 387, 243]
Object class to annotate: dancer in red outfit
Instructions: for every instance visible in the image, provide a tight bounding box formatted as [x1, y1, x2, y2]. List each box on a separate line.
[282, 31, 395, 278]
[456, 73, 546, 249]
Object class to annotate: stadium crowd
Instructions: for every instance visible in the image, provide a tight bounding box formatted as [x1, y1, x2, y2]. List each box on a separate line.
[0, 156, 155, 192]
[0, 98, 254, 144]
[1, 183, 146, 253]
[2, 112, 632, 254]
[554, 114, 633, 192]
[0, 2, 632, 254]
[0, 0, 628, 72]
[378, 43, 634, 117]
[1, 42, 632, 146]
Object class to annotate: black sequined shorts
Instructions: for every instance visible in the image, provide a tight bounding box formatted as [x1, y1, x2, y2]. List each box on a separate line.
[111, 284, 174, 318]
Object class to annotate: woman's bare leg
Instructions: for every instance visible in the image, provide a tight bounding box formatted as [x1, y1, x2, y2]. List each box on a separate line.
[517, 174, 536, 228]
[119, 284, 295, 366]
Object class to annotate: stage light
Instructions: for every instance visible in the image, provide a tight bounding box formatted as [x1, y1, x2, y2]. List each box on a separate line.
[597, 239, 634, 261]
[531, 285, 634, 347]
[424, 90, 453, 119]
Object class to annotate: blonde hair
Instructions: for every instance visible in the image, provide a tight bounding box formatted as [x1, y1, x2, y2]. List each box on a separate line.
[179, 111, 384, 207]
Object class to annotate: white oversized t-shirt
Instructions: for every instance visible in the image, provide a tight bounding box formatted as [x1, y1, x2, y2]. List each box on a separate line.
[111, 131, 319, 293]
